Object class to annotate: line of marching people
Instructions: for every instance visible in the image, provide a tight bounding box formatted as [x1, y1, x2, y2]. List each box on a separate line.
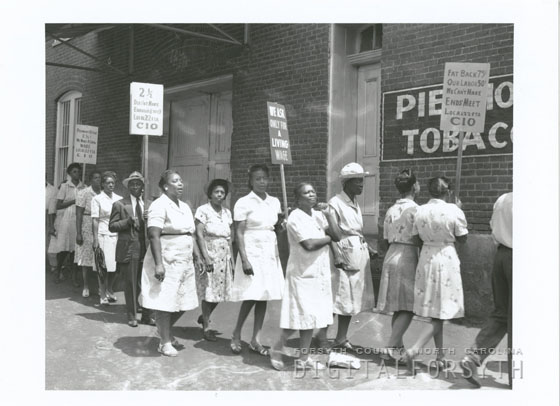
[46, 161, 512, 388]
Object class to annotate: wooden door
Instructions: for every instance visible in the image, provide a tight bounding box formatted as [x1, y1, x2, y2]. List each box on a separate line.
[356, 64, 381, 233]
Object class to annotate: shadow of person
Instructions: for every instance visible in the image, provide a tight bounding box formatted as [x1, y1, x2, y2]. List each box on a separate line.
[75, 309, 128, 325]
[113, 336, 161, 357]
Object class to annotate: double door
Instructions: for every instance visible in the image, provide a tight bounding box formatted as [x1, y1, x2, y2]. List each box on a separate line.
[147, 90, 232, 209]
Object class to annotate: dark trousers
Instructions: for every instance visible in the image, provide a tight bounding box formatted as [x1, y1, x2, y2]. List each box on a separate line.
[120, 259, 153, 322]
[469, 245, 512, 384]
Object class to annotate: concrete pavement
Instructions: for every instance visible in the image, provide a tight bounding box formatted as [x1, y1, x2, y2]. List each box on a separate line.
[45, 272, 510, 390]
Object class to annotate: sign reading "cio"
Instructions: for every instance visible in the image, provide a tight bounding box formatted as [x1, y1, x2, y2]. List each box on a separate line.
[130, 82, 164, 136]
[382, 74, 513, 161]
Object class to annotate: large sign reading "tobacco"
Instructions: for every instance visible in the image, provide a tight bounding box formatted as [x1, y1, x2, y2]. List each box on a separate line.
[381, 74, 513, 161]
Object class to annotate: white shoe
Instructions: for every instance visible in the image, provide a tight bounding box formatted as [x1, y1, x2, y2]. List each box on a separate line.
[158, 342, 178, 357]
[82, 288, 90, 298]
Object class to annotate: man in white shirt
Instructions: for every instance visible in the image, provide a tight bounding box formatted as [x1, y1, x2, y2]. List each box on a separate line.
[461, 192, 513, 388]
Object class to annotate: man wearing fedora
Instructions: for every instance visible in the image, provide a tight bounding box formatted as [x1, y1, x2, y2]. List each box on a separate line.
[109, 171, 155, 327]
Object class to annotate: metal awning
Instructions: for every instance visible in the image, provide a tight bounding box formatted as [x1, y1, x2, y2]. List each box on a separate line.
[46, 23, 248, 77]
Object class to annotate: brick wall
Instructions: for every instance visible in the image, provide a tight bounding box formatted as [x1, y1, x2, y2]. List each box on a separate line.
[380, 24, 514, 233]
[46, 24, 331, 203]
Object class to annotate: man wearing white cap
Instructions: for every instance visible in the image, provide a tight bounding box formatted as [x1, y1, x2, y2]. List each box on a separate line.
[109, 171, 155, 327]
[317, 162, 377, 351]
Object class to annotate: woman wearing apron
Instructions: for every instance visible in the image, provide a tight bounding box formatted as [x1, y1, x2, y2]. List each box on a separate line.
[142, 170, 204, 357]
[230, 164, 285, 356]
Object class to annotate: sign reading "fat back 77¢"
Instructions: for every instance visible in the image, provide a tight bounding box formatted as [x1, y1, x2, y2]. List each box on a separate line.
[267, 102, 292, 165]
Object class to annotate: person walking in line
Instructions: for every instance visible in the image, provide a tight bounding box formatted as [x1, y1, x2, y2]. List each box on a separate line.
[402, 177, 468, 372]
[194, 179, 234, 341]
[270, 183, 339, 371]
[92, 171, 122, 305]
[141, 170, 204, 357]
[75, 170, 102, 298]
[377, 169, 421, 361]
[46, 179, 58, 274]
[461, 192, 513, 388]
[230, 164, 285, 356]
[316, 163, 376, 352]
[109, 171, 155, 327]
[49, 163, 85, 284]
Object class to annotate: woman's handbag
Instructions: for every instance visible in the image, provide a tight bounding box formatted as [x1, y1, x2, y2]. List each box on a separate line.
[331, 236, 364, 272]
[94, 246, 108, 284]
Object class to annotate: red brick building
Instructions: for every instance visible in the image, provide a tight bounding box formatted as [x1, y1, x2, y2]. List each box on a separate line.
[46, 23, 513, 318]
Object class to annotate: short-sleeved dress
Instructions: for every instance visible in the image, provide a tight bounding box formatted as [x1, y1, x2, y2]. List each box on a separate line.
[377, 198, 420, 313]
[329, 192, 375, 316]
[412, 198, 468, 319]
[74, 186, 99, 268]
[194, 203, 234, 303]
[280, 208, 333, 330]
[231, 191, 284, 302]
[48, 181, 85, 253]
[91, 191, 122, 273]
[141, 194, 199, 312]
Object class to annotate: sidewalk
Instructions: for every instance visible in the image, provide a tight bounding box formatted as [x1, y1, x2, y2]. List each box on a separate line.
[45, 273, 510, 390]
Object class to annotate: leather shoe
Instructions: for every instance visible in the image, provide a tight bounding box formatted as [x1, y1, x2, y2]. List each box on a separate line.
[460, 357, 481, 388]
[128, 320, 138, 327]
[140, 317, 156, 326]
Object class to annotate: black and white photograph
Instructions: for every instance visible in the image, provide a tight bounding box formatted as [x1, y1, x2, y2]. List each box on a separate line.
[1, 0, 558, 403]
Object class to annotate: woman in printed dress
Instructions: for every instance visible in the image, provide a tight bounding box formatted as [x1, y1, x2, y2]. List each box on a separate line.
[403, 177, 468, 372]
[377, 169, 421, 360]
[75, 170, 102, 298]
[48, 162, 85, 284]
[141, 170, 204, 357]
[194, 179, 234, 341]
[92, 171, 122, 305]
[270, 183, 338, 371]
[230, 164, 285, 356]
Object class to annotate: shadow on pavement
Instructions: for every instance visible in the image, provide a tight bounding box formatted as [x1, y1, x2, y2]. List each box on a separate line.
[113, 336, 161, 357]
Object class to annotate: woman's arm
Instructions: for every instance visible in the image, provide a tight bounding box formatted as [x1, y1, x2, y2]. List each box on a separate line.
[455, 234, 467, 244]
[56, 198, 76, 210]
[300, 235, 332, 251]
[195, 221, 212, 266]
[235, 220, 253, 275]
[323, 208, 343, 242]
[76, 206, 84, 245]
[147, 226, 166, 282]
[92, 218, 100, 249]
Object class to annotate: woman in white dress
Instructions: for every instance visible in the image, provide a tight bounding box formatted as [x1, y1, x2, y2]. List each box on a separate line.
[48, 162, 85, 284]
[92, 172, 122, 305]
[377, 169, 421, 360]
[270, 183, 338, 371]
[75, 170, 102, 298]
[141, 170, 204, 357]
[194, 179, 234, 341]
[403, 177, 468, 372]
[230, 164, 285, 356]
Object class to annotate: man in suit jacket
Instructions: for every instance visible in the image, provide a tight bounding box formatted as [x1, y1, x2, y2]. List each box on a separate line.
[109, 171, 155, 327]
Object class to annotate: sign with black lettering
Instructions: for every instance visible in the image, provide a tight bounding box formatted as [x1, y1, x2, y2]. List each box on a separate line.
[130, 82, 164, 136]
[382, 74, 513, 161]
[267, 101, 292, 165]
[440, 62, 490, 133]
[73, 124, 98, 164]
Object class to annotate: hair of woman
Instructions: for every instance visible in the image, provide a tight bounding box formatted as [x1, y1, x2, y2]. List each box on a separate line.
[101, 171, 117, 184]
[394, 169, 416, 194]
[66, 162, 81, 174]
[428, 176, 451, 198]
[206, 179, 229, 198]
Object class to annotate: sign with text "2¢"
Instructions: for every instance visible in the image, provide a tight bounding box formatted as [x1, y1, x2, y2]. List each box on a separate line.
[267, 102, 292, 165]
[130, 82, 164, 136]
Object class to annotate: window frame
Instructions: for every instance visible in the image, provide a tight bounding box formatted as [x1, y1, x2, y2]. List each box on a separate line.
[54, 90, 82, 186]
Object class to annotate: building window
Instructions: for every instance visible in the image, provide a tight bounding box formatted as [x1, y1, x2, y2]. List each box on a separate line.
[359, 24, 382, 52]
[54, 91, 82, 185]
